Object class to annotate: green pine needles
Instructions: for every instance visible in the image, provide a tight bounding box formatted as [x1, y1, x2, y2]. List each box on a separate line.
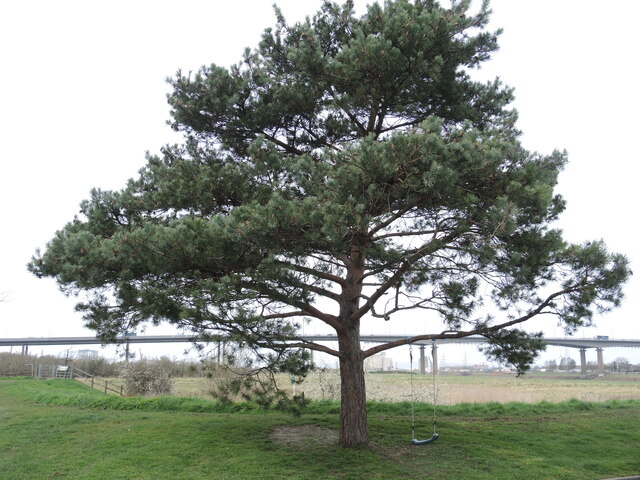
[29, 0, 630, 446]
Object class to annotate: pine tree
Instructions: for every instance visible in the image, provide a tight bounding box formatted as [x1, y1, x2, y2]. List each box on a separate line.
[30, 0, 629, 447]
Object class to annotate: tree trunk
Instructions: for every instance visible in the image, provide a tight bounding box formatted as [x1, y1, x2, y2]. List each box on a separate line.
[338, 325, 368, 447]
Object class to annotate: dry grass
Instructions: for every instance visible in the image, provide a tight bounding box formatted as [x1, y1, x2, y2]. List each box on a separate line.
[166, 371, 640, 405]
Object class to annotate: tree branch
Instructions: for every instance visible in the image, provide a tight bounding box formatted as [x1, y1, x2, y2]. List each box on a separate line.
[262, 131, 306, 156]
[354, 231, 461, 321]
[242, 281, 343, 331]
[269, 339, 341, 357]
[367, 203, 421, 238]
[277, 259, 346, 288]
[372, 229, 440, 241]
[361, 283, 586, 358]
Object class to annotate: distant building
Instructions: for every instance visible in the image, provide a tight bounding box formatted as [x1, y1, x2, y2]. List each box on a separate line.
[365, 353, 394, 372]
[77, 349, 99, 359]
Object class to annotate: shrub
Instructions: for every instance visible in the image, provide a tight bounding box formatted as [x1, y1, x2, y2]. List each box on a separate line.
[120, 360, 173, 396]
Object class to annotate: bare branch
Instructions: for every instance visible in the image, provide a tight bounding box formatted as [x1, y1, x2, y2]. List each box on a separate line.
[354, 231, 461, 321]
[242, 281, 342, 331]
[362, 283, 586, 358]
[368, 203, 420, 238]
[372, 229, 440, 241]
[260, 310, 308, 321]
[269, 339, 340, 357]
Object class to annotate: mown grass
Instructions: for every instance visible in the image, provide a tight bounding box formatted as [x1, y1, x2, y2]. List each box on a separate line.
[1, 378, 639, 480]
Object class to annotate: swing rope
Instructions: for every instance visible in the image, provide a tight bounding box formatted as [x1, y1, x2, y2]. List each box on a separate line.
[409, 338, 439, 445]
[410, 345, 416, 437]
[431, 338, 438, 436]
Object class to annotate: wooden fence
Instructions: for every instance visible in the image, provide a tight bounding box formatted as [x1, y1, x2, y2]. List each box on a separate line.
[72, 367, 124, 396]
[1, 363, 124, 396]
[0, 363, 34, 377]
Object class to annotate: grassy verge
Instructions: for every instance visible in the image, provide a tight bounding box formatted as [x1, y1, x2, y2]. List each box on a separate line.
[8, 377, 639, 417]
[1, 378, 639, 480]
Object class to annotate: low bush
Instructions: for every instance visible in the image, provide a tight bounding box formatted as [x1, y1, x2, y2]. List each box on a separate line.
[120, 360, 173, 396]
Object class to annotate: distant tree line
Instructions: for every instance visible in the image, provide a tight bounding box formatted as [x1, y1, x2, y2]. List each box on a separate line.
[0, 351, 207, 378]
[542, 356, 636, 373]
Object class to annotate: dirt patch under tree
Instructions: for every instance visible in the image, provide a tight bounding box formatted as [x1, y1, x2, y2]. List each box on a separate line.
[270, 425, 339, 447]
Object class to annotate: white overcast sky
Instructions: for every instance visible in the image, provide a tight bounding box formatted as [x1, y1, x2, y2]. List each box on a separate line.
[1, 1, 638, 364]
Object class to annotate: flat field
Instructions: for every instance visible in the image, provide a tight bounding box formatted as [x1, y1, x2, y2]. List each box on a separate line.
[171, 371, 640, 405]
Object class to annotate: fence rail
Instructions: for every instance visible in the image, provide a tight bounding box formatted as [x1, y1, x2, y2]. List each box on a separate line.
[72, 367, 124, 396]
[0, 363, 34, 377]
[1, 362, 125, 396]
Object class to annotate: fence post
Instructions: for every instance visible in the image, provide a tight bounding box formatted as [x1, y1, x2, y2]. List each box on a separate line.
[104, 380, 108, 394]
[91, 377, 94, 389]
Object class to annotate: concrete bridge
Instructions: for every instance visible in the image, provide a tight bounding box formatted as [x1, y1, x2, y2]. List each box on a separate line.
[316, 335, 640, 375]
[2, 334, 639, 376]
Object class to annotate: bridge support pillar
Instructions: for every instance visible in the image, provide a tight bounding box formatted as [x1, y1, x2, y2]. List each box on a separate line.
[419, 345, 426, 375]
[431, 344, 438, 374]
[579, 348, 587, 376]
[597, 348, 604, 375]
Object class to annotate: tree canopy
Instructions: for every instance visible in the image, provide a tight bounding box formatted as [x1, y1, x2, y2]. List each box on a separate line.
[30, 0, 629, 446]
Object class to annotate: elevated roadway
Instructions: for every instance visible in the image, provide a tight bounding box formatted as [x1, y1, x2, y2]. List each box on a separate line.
[2, 334, 639, 349]
[3, 334, 638, 376]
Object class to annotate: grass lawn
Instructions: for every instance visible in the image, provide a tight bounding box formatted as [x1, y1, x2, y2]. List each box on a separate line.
[1, 378, 639, 479]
